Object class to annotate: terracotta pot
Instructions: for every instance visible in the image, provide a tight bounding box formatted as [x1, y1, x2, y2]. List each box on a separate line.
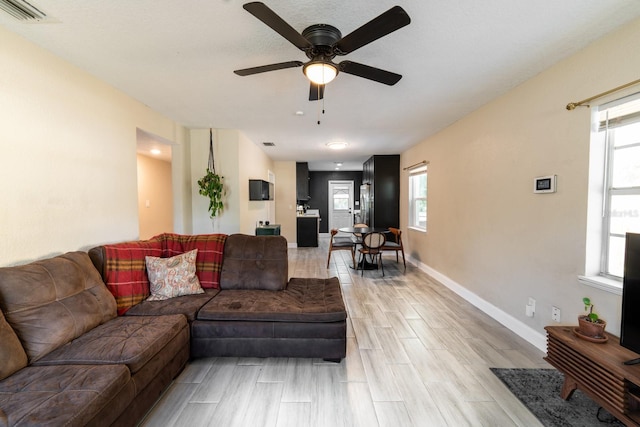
[578, 315, 607, 338]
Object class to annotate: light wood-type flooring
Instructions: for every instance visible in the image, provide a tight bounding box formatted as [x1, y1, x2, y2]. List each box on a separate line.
[140, 235, 550, 427]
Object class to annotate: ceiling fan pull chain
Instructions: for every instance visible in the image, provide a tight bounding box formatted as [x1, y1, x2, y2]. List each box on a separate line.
[317, 87, 322, 124]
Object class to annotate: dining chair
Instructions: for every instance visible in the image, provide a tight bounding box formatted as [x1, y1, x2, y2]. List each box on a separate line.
[352, 223, 368, 243]
[350, 222, 369, 260]
[358, 232, 387, 276]
[382, 227, 406, 270]
[327, 228, 356, 268]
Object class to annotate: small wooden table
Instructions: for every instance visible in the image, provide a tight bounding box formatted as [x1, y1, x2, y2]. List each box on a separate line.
[545, 325, 640, 426]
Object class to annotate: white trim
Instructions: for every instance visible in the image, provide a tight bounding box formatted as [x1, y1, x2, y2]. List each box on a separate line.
[578, 275, 622, 295]
[407, 255, 548, 353]
[408, 226, 426, 233]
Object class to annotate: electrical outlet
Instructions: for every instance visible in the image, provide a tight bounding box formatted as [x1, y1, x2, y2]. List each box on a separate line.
[552, 306, 561, 322]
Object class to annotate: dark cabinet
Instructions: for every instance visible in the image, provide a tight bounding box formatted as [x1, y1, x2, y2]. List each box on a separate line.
[362, 155, 400, 230]
[297, 216, 318, 247]
[255, 224, 281, 235]
[296, 162, 310, 201]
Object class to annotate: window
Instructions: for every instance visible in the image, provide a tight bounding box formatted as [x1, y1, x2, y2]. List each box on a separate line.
[332, 187, 350, 210]
[409, 165, 427, 231]
[597, 95, 640, 279]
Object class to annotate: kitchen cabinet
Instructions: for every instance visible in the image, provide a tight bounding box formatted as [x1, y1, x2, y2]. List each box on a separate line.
[362, 155, 399, 230]
[296, 162, 310, 201]
[297, 216, 318, 247]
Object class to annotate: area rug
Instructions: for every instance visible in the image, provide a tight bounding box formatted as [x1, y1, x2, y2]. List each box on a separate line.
[490, 368, 624, 427]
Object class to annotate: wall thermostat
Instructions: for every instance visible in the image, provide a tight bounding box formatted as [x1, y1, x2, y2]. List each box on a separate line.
[534, 175, 557, 193]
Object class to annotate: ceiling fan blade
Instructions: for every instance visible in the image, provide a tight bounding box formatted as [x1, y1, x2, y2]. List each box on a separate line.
[243, 2, 312, 51]
[234, 61, 303, 76]
[338, 61, 402, 85]
[309, 82, 325, 101]
[334, 6, 410, 55]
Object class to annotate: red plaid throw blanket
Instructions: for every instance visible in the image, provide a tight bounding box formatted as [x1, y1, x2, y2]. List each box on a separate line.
[103, 233, 227, 315]
[103, 237, 164, 315]
[160, 233, 227, 289]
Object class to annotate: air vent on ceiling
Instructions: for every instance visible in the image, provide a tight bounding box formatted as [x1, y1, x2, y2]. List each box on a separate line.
[262, 142, 276, 147]
[0, 0, 47, 21]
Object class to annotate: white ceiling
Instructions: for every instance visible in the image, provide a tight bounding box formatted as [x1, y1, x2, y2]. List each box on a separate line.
[3, 1, 640, 171]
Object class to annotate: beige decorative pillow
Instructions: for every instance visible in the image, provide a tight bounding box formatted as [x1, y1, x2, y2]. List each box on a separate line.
[145, 249, 203, 301]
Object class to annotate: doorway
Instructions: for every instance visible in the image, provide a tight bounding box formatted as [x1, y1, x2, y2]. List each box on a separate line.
[328, 180, 354, 234]
[136, 128, 174, 239]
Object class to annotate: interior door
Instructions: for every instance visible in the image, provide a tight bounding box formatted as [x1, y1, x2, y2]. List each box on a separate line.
[328, 180, 354, 234]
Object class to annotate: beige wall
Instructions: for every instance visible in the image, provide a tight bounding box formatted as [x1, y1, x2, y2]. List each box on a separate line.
[238, 132, 276, 235]
[274, 161, 298, 245]
[190, 129, 239, 234]
[189, 128, 274, 236]
[401, 17, 640, 346]
[137, 154, 173, 239]
[0, 26, 186, 266]
[0, 20, 282, 266]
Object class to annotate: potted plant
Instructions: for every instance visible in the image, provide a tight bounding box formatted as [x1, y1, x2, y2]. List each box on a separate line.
[197, 129, 225, 218]
[198, 169, 224, 218]
[577, 297, 606, 339]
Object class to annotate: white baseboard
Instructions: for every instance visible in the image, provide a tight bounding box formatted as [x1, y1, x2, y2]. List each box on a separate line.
[407, 256, 547, 353]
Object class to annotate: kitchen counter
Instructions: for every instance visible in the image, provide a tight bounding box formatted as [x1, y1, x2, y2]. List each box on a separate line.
[297, 215, 319, 247]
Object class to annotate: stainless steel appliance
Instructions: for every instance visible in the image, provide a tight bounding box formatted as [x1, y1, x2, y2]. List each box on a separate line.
[359, 184, 371, 226]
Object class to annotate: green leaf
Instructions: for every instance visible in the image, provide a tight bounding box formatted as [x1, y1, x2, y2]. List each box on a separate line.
[197, 168, 225, 218]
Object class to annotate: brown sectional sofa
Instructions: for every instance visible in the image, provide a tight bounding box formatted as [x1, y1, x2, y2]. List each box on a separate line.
[0, 233, 346, 426]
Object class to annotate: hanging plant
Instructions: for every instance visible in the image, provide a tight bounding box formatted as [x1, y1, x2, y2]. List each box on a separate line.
[197, 129, 225, 218]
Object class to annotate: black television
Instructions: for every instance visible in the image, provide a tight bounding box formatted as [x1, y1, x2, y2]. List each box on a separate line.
[249, 179, 274, 201]
[620, 232, 640, 365]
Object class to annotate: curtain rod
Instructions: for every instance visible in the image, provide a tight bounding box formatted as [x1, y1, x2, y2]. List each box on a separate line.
[566, 78, 640, 110]
[403, 160, 429, 171]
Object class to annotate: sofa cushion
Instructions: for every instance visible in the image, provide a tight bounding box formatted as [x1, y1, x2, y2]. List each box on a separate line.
[0, 252, 117, 363]
[220, 234, 288, 291]
[0, 310, 27, 381]
[0, 364, 131, 427]
[102, 237, 164, 315]
[146, 249, 203, 301]
[198, 277, 347, 322]
[126, 288, 219, 322]
[33, 314, 188, 374]
[161, 233, 227, 289]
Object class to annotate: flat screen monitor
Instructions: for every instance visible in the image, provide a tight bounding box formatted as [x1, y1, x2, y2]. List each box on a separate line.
[620, 233, 640, 364]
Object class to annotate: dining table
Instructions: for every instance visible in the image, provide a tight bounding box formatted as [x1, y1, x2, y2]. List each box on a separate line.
[338, 226, 389, 270]
[338, 226, 389, 236]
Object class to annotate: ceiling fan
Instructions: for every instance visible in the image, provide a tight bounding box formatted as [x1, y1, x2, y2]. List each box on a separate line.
[233, 2, 411, 101]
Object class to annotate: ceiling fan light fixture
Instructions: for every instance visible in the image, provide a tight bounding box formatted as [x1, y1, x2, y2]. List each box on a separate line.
[303, 61, 338, 85]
